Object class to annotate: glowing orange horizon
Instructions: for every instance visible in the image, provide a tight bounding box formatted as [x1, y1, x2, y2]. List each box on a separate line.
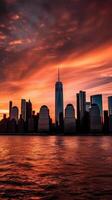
[0, 0, 112, 121]
[0, 42, 112, 121]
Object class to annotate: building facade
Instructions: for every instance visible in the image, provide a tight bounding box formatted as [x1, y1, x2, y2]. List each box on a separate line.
[89, 104, 102, 132]
[64, 104, 76, 134]
[9, 101, 12, 119]
[77, 91, 86, 123]
[11, 106, 19, 122]
[38, 105, 50, 132]
[55, 69, 64, 127]
[21, 99, 26, 121]
[91, 94, 103, 119]
[108, 96, 112, 132]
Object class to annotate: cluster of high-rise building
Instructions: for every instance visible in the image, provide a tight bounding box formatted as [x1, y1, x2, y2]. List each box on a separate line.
[0, 71, 112, 135]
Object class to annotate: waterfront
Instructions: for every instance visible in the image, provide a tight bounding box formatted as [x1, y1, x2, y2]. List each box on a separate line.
[0, 136, 112, 199]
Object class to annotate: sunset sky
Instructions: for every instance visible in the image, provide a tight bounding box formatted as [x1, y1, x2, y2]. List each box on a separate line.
[0, 0, 112, 119]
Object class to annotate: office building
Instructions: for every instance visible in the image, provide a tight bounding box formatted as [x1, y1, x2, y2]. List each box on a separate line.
[91, 94, 103, 118]
[9, 101, 12, 119]
[28, 117, 35, 133]
[89, 104, 102, 132]
[86, 102, 91, 112]
[10, 106, 19, 122]
[21, 99, 26, 121]
[55, 69, 64, 127]
[76, 91, 86, 123]
[108, 96, 112, 132]
[26, 100, 32, 121]
[104, 110, 109, 133]
[38, 105, 50, 132]
[64, 104, 76, 134]
[18, 115, 25, 133]
[108, 96, 112, 116]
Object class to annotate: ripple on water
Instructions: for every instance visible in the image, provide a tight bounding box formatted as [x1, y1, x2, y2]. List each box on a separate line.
[0, 136, 112, 200]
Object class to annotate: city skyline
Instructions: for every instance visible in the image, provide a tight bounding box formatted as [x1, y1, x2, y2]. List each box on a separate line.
[0, 1, 112, 199]
[0, 0, 112, 119]
[0, 85, 112, 134]
[1, 83, 112, 121]
[0, 79, 112, 121]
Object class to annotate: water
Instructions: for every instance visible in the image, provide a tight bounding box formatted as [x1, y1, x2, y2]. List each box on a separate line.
[0, 136, 112, 200]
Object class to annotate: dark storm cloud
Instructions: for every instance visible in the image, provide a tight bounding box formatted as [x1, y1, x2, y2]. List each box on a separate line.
[0, 0, 112, 83]
[0, 0, 7, 16]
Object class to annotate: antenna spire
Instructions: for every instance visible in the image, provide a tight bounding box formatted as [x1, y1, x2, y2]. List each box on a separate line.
[58, 67, 60, 82]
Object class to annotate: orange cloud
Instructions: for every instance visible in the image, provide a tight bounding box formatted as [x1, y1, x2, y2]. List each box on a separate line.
[0, 0, 112, 121]
[9, 40, 23, 46]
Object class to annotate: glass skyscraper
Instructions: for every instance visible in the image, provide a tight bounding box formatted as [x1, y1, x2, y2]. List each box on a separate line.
[108, 96, 112, 132]
[77, 91, 86, 122]
[89, 104, 102, 132]
[90, 94, 103, 118]
[55, 69, 64, 126]
[21, 99, 26, 121]
[108, 96, 112, 116]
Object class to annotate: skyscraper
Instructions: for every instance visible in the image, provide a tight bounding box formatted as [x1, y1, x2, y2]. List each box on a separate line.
[9, 101, 12, 119]
[26, 100, 32, 121]
[10, 106, 19, 122]
[18, 115, 25, 133]
[77, 91, 86, 122]
[89, 104, 102, 133]
[108, 96, 112, 132]
[21, 99, 26, 121]
[108, 96, 112, 116]
[90, 94, 103, 118]
[76, 93, 80, 121]
[64, 104, 76, 134]
[38, 105, 50, 133]
[55, 69, 64, 127]
[103, 110, 109, 133]
[86, 102, 91, 112]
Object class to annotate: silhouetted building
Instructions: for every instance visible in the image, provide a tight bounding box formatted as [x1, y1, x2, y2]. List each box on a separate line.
[109, 116, 112, 133]
[33, 113, 39, 133]
[89, 104, 102, 133]
[9, 101, 12, 119]
[21, 99, 26, 121]
[108, 96, 112, 132]
[91, 94, 103, 121]
[76, 91, 86, 131]
[103, 110, 109, 133]
[108, 96, 112, 115]
[78, 91, 86, 121]
[64, 104, 76, 134]
[8, 119, 17, 133]
[84, 111, 90, 133]
[11, 106, 19, 122]
[76, 93, 80, 121]
[26, 100, 32, 121]
[86, 102, 91, 112]
[28, 117, 35, 133]
[0, 115, 8, 133]
[55, 69, 64, 128]
[18, 115, 25, 133]
[38, 105, 50, 133]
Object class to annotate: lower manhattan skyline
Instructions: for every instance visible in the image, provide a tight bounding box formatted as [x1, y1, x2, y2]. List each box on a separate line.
[1, 1, 112, 200]
[0, 0, 112, 119]
[0, 79, 111, 134]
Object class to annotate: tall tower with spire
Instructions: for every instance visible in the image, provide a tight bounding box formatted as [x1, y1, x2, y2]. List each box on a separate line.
[55, 68, 64, 128]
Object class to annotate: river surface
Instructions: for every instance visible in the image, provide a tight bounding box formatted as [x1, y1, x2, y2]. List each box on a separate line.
[0, 136, 112, 200]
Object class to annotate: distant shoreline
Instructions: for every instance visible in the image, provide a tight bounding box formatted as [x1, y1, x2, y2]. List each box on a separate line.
[0, 133, 111, 136]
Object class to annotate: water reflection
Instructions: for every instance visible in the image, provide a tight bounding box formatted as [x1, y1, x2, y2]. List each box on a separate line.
[0, 136, 112, 199]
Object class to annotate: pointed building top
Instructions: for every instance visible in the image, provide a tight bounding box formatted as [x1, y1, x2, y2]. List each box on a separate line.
[58, 67, 60, 82]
